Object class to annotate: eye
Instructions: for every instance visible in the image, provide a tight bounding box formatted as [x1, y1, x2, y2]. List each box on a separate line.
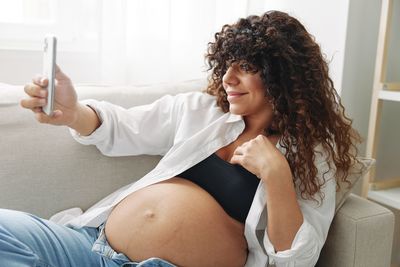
[239, 62, 250, 71]
[239, 62, 257, 73]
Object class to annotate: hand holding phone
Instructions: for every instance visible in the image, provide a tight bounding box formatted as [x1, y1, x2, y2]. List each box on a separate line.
[21, 39, 81, 127]
[42, 35, 57, 115]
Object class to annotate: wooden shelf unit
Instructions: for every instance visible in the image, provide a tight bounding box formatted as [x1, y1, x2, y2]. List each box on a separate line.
[362, 0, 400, 209]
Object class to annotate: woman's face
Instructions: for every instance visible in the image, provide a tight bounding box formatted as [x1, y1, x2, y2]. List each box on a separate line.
[222, 62, 272, 118]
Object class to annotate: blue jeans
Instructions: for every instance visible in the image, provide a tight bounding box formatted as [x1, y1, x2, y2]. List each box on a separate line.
[0, 209, 176, 267]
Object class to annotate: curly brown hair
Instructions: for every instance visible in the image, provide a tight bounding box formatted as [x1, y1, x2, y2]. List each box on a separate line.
[205, 10, 362, 201]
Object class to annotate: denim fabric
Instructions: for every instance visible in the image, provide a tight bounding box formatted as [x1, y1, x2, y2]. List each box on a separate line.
[92, 223, 177, 267]
[0, 209, 176, 267]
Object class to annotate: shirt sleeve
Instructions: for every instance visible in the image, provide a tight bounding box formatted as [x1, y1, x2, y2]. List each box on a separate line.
[69, 94, 181, 156]
[263, 148, 337, 267]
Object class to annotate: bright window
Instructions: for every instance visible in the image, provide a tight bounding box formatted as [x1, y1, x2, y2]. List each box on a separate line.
[0, 0, 100, 51]
[0, 0, 55, 24]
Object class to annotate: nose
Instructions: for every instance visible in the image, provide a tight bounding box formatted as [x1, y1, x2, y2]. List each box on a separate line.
[222, 66, 239, 88]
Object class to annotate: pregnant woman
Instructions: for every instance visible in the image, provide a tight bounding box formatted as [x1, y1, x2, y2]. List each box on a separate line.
[6, 10, 360, 267]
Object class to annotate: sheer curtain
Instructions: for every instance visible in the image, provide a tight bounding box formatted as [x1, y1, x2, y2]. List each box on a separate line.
[98, 0, 257, 85]
[0, 0, 267, 85]
[0, 0, 347, 88]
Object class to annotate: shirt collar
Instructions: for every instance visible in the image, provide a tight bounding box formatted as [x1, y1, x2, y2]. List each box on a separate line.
[226, 112, 243, 123]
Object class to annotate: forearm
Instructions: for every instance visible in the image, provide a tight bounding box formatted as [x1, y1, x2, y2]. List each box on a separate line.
[263, 174, 303, 252]
[68, 103, 101, 136]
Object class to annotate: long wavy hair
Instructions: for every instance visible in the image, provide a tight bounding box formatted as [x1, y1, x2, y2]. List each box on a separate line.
[205, 11, 362, 201]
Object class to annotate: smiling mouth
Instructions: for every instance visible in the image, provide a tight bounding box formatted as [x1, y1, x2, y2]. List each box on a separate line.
[227, 92, 248, 101]
[228, 92, 246, 96]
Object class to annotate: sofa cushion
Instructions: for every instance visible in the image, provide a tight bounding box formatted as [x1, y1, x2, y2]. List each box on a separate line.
[335, 157, 375, 212]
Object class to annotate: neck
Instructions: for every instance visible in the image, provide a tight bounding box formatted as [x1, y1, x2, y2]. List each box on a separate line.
[243, 113, 272, 137]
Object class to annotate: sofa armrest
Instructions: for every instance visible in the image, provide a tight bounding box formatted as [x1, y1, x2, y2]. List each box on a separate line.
[317, 193, 394, 267]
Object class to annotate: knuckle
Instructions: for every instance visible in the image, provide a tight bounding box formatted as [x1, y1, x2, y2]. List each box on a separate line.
[231, 155, 240, 164]
[23, 84, 31, 94]
[33, 75, 42, 85]
[24, 84, 40, 96]
[35, 97, 44, 106]
[34, 86, 41, 94]
[256, 135, 264, 141]
[20, 99, 27, 108]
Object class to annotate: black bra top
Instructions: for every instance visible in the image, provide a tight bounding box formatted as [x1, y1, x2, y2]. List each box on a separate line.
[178, 153, 260, 223]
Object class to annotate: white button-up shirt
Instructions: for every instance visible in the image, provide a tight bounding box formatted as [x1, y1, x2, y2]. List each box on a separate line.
[60, 92, 336, 267]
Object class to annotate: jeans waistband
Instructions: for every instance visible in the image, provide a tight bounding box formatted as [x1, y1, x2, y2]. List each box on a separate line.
[91, 222, 132, 263]
[91, 223, 177, 267]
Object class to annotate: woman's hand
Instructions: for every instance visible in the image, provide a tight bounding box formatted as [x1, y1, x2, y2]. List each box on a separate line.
[21, 65, 79, 127]
[230, 134, 292, 182]
[232, 135, 303, 252]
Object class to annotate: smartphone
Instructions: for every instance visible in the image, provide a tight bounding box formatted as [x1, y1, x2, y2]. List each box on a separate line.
[42, 35, 57, 115]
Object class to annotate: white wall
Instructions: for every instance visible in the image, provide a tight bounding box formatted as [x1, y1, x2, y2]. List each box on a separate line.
[340, 0, 400, 265]
[340, 0, 381, 156]
[341, 0, 400, 185]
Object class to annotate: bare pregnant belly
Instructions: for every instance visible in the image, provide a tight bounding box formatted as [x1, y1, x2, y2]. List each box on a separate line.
[104, 177, 248, 267]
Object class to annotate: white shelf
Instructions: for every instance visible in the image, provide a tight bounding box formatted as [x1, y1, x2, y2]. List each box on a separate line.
[379, 90, 400, 102]
[368, 187, 400, 210]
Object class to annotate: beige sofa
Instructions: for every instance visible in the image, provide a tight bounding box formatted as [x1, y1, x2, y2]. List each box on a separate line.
[0, 80, 395, 267]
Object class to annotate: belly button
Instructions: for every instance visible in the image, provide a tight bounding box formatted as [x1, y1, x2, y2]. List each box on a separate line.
[144, 209, 156, 219]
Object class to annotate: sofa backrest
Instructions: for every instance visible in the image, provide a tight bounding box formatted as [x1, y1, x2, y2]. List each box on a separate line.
[0, 80, 206, 218]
